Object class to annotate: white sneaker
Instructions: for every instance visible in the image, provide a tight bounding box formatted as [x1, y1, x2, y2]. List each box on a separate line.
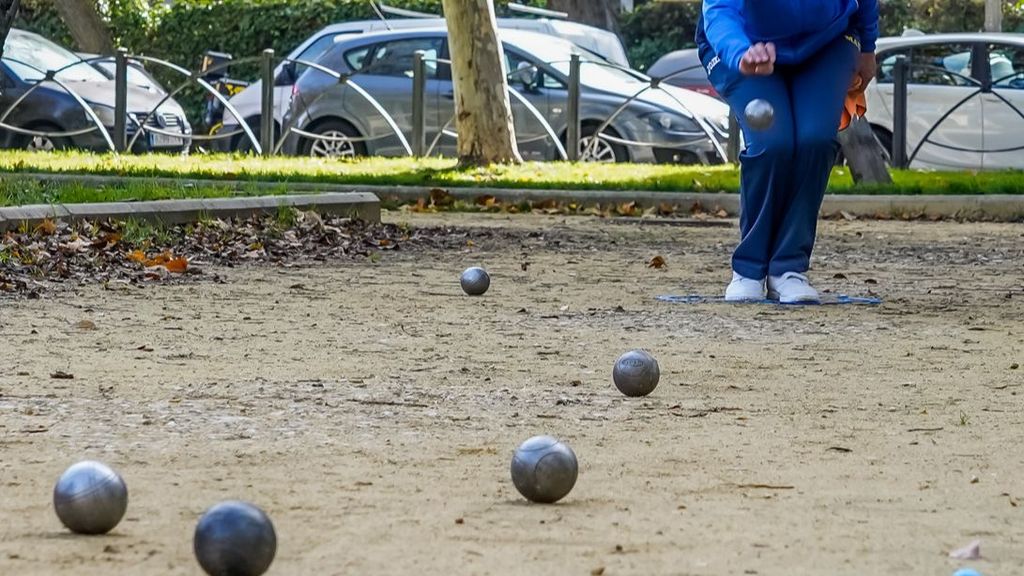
[724, 272, 766, 302]
[768, 272, 820, 304]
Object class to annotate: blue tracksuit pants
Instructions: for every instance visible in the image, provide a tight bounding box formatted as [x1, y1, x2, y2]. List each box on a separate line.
[700, 34, 858, 279]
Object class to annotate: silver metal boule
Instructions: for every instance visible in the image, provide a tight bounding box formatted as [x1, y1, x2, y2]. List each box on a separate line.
[194, 500, 277, 576]
[612, 349, 660, 397]
[744, 98, 775, 131]
[460, 267, 491, 296]
[53, 460, 129, 535]
[510, 435, 578, 504]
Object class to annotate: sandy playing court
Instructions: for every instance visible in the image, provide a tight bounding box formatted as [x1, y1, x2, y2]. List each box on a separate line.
[0, 211, 1021, 575]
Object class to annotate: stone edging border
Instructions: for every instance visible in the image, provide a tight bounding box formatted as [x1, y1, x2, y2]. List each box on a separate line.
[0, 192, 381, 232]
[5, 172, 1023, 221]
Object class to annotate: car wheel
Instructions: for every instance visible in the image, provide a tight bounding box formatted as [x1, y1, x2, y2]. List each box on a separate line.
[21, 124, 68, 152]
[301, 120, 365, 159]
[235, 118, 261, 154]
[578, 124, 629, 163]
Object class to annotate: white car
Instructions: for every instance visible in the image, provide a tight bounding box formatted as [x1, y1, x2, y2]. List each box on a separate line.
[865, 33, 1024, 170]
[219, 17, 628, 151]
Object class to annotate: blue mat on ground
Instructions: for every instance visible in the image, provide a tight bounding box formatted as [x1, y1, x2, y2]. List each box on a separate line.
[656, 294, 882, 306]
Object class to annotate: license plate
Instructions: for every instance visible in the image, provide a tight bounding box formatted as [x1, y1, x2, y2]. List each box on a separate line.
[150, 132, 183, 148]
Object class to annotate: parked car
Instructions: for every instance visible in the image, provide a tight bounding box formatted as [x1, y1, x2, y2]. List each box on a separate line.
[280, 28, 729, 164]
[216, 17, 629, 152]
[646, 49, 718, 98]
[77, 52, 170, 96]
[0, 29, 191, 153]
[865, 32, 1024, 170]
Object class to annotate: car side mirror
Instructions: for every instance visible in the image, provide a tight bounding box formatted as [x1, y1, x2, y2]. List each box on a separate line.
[512, 61, 538, 88]
[275, 62, 297, 86]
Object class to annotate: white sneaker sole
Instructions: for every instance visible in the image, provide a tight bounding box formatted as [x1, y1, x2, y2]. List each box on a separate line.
[768, 290, 820, 304]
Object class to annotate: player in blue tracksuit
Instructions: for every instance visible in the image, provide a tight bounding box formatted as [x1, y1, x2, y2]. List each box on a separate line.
[696, 0, 879, 303]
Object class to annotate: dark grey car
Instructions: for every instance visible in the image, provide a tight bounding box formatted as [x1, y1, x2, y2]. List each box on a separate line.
[282, 28, 729, 164]
[0, 29, 191, 153]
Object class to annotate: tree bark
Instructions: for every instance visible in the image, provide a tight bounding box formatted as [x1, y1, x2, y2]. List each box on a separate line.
[52, 0, 114, 54]
[838, 118, 893, 185]
[442, 0, 521, 166]
[0, 0, 20, 59]
[547, 0, 621, 34]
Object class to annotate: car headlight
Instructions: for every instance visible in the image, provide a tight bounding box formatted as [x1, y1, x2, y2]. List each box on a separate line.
[87, 103, 116, 127]
[644, 111, 701, 134]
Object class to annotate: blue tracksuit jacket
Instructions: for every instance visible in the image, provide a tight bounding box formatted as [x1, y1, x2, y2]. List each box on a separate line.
[699, 0, 879, 72]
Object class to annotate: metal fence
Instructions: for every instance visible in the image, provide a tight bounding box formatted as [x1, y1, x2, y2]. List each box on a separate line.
[0, 46, 733, 164]
[5, 44, 1015, 169]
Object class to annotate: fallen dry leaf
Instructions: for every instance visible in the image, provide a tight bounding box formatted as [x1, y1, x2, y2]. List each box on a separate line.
[75, 320, 97, 331]
[647, 255, 667, 269]
[34, 219, 57, 236]
[50, 371, 74, 379]
[163, 257, 188, 274]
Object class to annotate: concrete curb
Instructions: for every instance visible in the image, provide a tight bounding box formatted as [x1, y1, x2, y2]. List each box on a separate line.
[0, 192, 380, 232]
[9, 172, 1024, 221]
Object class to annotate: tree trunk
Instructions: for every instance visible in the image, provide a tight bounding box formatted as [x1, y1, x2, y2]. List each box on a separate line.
[52, 0, 114, 54]
[838, 118, 893, 185]
[0, 0, 20, 58]
[442, 0, 521, 166]
[547, 0, 621, 34]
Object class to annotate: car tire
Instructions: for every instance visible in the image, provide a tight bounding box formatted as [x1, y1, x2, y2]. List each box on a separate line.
[300, 119, 365, 159]
[577, 123, 629, 163]
[235, 118, 262, 154]
[19, 123, 69, 152]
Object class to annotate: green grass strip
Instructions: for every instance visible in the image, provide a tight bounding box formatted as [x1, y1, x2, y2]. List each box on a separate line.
[0, 151, 1020, 206]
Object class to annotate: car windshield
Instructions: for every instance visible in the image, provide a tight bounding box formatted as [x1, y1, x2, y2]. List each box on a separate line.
[506, 36, 646, 87]
[3, 31, 108, 83]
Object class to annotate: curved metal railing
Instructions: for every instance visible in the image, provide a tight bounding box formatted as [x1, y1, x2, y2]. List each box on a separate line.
[893, 63, 1024, 165]
[0, 56, 115, 151]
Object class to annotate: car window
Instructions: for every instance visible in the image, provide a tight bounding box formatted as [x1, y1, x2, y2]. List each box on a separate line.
[504, 50, 563, 89]
[366, 38, 444, 79]
[988, 43, 1024, 89]
[2, 31, 107, 83]
[878, 44, 978, 86]
[343, 45, 373, 73]
[295, 33, 355, 76]
[912, 43, 977, 86]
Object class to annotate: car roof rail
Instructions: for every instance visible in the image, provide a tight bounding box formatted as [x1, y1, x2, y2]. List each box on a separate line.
[507, 3, 569, 19]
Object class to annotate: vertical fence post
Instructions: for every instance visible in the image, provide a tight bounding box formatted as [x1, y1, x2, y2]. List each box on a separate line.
[892, 55, 909, 169]
[260, 49, 275, 157]
[566, 54, 581, 161]
[726, 115, 740, 163]
[411, 50, 426, 157]
[113, 48, 128, 153]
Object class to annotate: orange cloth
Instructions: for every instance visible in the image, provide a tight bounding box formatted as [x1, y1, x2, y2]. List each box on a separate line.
[840, 76, 868, 131]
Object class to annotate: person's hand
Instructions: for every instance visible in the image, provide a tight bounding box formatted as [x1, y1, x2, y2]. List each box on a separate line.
[739, 42, 776, 76]
[851, 52, 877, 93]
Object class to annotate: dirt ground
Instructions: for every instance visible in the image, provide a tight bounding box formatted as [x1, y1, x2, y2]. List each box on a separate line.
[1, 211, 1022, 576]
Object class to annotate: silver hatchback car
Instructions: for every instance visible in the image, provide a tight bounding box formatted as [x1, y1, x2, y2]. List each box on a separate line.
[281, 28, 730, 164]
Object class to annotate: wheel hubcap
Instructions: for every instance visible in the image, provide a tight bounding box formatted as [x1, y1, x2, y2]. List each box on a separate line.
[578, 135, 616, 163]
[310, 130, 356, 158]
[27, 135, 55, 152]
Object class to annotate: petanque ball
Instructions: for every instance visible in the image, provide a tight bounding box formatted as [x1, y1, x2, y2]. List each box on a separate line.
[612, 350, 660, 397]
[510, 435, 578, 504]
[460, 267, 491, 296]
[194, 500, 277, 576]
[744, 98, 775, 131]
[53, 460, 128, 535]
